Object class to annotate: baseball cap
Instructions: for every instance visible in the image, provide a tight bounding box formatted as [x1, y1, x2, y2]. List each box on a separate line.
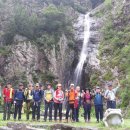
[96, 86, 100, 89]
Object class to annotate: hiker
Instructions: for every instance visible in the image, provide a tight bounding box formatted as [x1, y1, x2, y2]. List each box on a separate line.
[53, 83, 64, 122]
[14, 83, 25, 120]
[24, 84, 34, 120]
[93, 86, 104, 123]
[83, 88, 92, 123]
[3, 83, 14, 120]
[32, 83, 43, 121]
[74, 86, 81, 122]
[104, 79, 120, 109]
[65, 83, 76, 122]
[44, 83, 54, 122]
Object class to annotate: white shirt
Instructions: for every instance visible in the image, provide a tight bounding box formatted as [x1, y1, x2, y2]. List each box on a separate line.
[105, 86, 119, 101]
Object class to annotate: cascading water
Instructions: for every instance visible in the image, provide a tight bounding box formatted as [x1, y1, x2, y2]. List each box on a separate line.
[73, 13, 91, 86]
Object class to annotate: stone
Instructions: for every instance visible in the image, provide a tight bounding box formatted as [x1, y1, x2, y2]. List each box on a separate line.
[0, 127, 12, 130]
[103, 109, 124, 127]
[7, 122, 27, 130]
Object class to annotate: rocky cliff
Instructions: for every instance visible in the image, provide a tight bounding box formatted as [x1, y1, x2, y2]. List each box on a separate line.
[0, 0, 105, 87]
[89, 0, 130, 107]
[0, 0, 75, 86]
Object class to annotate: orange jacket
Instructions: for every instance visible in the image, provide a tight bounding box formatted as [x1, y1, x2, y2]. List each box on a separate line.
[66, 89, 77, 104]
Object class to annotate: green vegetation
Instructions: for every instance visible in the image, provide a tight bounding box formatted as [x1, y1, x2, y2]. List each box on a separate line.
[0, 46, 11, 56]
[93, 0, 130, 107]
[0, 113, 130, 130]
[4, 1, 75, 49]
[105, 0, 112, 4]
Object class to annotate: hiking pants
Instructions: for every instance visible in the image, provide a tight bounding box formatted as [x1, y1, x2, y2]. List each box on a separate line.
[74, 106, 80, 122]
[32, 101, 41, 120]
[66, 103, 74, 120]
[95, 105, 103, 121]
[26, 100, 33, 120]
[107, 101, 116, 109]
[3, 102, 12, 120]
[44, 101, 53, 121]
[54, 103, 62, 121]
[14, 100, 23, 120]
[84, 103, 91, 121]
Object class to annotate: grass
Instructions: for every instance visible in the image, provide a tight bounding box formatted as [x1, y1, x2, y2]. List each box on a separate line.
[105, 0, 112, 5]
[0, 113, 130, 130]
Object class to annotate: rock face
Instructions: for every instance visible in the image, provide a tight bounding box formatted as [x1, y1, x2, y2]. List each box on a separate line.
[73, 12, 102, 88]
[103, 109, 124, 127]
[0, 34, 74, 85]
[0, 0, 104, 86]
[0, 0, 75, 86]
[5, 40, 38, 83]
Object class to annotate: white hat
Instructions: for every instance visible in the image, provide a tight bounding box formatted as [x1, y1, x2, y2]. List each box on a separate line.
[57, 83, 62, 87]
[70, 83, 74, 87]
[36, 83, 39, 87]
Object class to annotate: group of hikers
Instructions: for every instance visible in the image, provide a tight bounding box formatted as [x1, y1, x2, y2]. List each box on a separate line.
[1, 79, 120, 123]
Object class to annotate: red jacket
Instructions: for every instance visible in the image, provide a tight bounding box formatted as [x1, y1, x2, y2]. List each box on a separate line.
[3, 87, 14, 102]
[53, 89, 64, 103]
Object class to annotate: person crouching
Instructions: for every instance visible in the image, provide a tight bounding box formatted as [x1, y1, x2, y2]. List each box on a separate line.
[53, 84, 64, 122]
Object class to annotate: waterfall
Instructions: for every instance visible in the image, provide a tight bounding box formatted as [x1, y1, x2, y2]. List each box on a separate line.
[73, 13, 91, 86]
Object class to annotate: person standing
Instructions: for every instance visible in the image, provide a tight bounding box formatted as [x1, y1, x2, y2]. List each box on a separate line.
[14, 83, 25, 120]
[65, 84, 76, 122]
[24, 84, 33, 120]
[74, 86, 81, 122]
[3, 83, 14, 120]
[83, 88, 92, 123]
[53, 84, 64, 122]
[32, 83, 43, 121]
[104, 79, 120, 109]
[93, 86, 104, 123]
[44, 83, 54, 122]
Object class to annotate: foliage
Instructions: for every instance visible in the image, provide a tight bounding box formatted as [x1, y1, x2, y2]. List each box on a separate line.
[98, 1, 130, 107]
[32, 71, 56, 85]
[0, 46, 11, 56]
[42, 5, 66, 32]
[102, 71, 113, 81]
[90, 71, 101, 86]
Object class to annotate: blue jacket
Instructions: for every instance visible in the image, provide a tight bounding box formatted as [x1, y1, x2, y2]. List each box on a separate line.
[14, 89, 25, 101]
[32, 90, 43, 102]
[94, 93, 103, 105]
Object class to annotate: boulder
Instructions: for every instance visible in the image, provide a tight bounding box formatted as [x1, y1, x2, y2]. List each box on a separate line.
[103, 109, 124, 127]
[7, 122, 27, 130]
[50, 124, 98, 130]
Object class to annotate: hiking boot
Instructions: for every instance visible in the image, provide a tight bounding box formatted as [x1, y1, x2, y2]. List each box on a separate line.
[64, 119, 68, 123]
[96, 120, 99, 123]
[59, 120, 62, 123]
